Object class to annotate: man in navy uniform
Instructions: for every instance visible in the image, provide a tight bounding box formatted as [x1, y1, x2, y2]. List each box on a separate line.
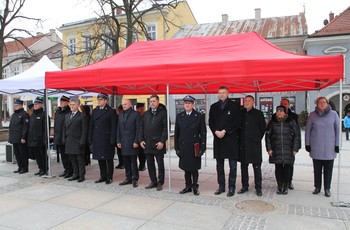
[9, 99, 29, 174]
[89, 93, 117, 184]
[28, 97, 48, 176]
[54, 95, 73, 178]
[175, 95, 206, 196]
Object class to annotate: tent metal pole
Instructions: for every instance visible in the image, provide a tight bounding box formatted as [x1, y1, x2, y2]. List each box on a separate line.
[331, 56, 348, 207]
[166, 84, 171, 191]
[42, 88, 54, 178]
[204, 93, 207, 167]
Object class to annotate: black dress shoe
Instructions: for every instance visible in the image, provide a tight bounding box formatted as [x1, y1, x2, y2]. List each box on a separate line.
[312, 188, 321, 194]
[138, 166, 146, 171]
[132, 181, 138, 187]
[34, 171, 41, 176]
[95, 178, 107, 183]
[59, 172, 67, 177]
[119, 179, 132, 186]
[227, 189, 235, 197]
[77, 178, 85, 183]
[179, 187, 192, 194]
[39, 171, 47, 176]
[106, 179, 112, 185]
[68, 176, 79, 181]
[19, 170, 28, 174]
[237, 187, 248, 194]
[156, 184, 163, 191]
[13, 169, 22, 173]
[64, 174, 73, 179]
[289, 182, 294, 190]
[214, 188, 225, 195]
[256, 190, 262, 196]
[325, 189, 331, 197]
[193, 188, 200, 196]
[145, 183, 158, 189]
[115, 164, 124, 169]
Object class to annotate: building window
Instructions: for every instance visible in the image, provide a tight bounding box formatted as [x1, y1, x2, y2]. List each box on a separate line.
[2, 67, 8, 78]
[68, 37, 77, 55]
[147, 25, 156, 40]
[13, 64, 20, 75]
[132, 28, 139, 42]
[82, 35, 92, 51]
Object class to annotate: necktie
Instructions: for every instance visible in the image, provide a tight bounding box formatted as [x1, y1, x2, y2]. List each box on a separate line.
[70, 112, 75, 119]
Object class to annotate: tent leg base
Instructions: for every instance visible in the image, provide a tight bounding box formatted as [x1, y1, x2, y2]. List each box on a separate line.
[331, 201, 350, 208]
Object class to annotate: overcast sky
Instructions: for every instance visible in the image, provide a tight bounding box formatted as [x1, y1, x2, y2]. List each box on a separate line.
[19, 0, 350, 35]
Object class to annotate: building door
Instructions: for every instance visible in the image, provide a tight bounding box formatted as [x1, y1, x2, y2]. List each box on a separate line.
[259, 97, 273, 122]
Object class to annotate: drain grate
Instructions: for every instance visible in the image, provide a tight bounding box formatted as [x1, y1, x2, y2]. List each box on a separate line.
[24, 177, 59, 185]
[235, 200, 275, 213]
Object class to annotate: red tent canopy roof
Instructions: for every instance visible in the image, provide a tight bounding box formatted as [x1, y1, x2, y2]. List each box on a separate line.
[45, 32, 344, 95]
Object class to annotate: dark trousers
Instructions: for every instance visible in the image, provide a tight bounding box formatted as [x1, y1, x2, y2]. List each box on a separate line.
[240, 162, 262, 190]
[275, 164, 291, 187]
[123, 155, 139, 181]
[69, 154, 86, 178]
[13, 143, 28, 171]
[146, 154, 165, 185]
[290, 164, 294, 183]
[313, 159, 334, 190]
[57, 145, 73, 174]
[216, 158, 237, 190]
[185, 171, 199, 189]
[31, 145, 47, 172]
[98, 159, 114, 180]
[138, 147, 146, 168]
[117, 147, 124, 166]
[346, 128, 350, 140]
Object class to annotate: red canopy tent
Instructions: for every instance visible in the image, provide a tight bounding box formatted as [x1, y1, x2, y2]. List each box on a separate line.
[45, 32, 344, 94]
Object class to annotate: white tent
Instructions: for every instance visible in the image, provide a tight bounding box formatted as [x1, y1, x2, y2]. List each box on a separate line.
[0, 55, 94, 97]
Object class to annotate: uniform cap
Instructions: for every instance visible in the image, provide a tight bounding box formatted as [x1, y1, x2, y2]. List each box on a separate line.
[183, 95, 196, 102]
[34, 97, 43, 104]
[97, 92, 108, 99]
[60, 95, 70, 102]
[14, 99, 24, 105]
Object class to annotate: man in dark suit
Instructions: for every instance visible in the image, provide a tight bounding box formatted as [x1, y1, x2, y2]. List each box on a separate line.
[89, 93, 117, 184]
[9, 99, 29, 174]
[280, 98, 299, 190]
[28, 97, 48, 176]
[54, 95, 73, 178]
[175, 95, 206, 196]
[238, 95, 266, 196]
[117, 99, 141, 188]
[139, 95, 168, 191]
[209, 86, 241, 197]
[63, 98, 88, 182]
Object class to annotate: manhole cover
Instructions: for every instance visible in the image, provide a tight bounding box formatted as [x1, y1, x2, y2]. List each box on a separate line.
[24, 177, 59, 185]
[235, 200, 275, 213]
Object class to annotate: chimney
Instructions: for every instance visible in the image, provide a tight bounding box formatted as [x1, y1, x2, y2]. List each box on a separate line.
[329, 11, 334, 22]
[116, 7, 122, 15]
[255, 8, 261, 20]
[222, 14, 228, 24]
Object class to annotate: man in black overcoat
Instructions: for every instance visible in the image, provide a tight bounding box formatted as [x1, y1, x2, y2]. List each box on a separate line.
[9, 99, 29, 174]
[209, 86, 241, 197]
[89, 93, 117, 184]
[175, 95, 206, 196]
[280, 98, 299, 190]
[63, 98, 88, 182]
[28, 97, 48, 176]
[238, 95, 266, 196]
[117, 99, 141, 188]
[54, 95, 73, 178]
[139, 95, 168, 191]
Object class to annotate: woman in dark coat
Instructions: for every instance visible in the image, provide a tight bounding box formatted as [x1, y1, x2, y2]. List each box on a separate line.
[80, 105, 91, 166]
[265, 106, 301, 195]
[175, 95, 207, 196]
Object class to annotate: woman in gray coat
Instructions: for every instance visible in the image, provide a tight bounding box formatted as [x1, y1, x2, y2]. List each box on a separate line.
[305, 97, 339, 197]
